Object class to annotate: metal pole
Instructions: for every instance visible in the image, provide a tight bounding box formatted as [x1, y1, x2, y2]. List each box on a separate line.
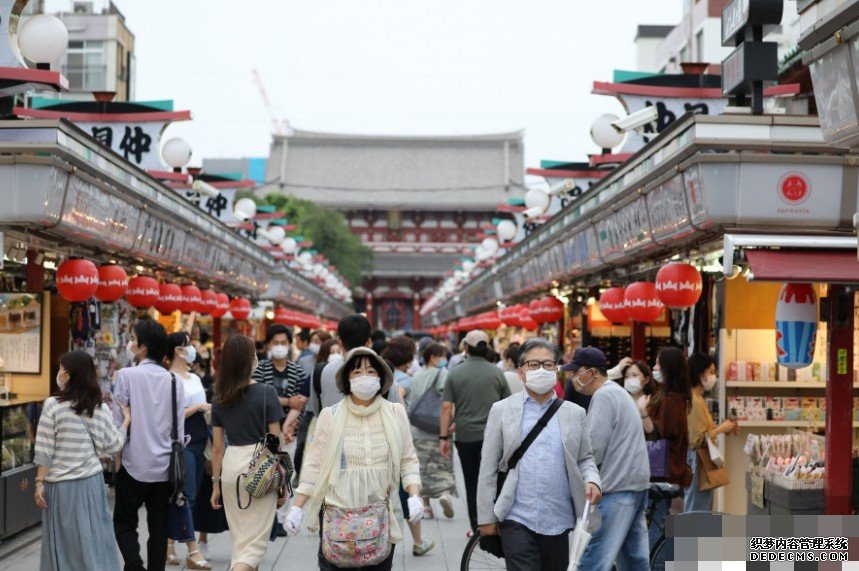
[825, 285, 853, 515]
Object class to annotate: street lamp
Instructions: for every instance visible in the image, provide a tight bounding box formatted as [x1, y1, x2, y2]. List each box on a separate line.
[524, 188, 550, 217]
[161, 137, 192, 171]
[590, 113, 624, 152]
[18, 14, 68, 70]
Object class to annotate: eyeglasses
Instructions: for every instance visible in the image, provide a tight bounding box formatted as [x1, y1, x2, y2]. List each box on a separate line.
[521, 360, 558, 371]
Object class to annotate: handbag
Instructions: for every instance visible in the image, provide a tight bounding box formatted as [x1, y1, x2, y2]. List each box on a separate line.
[696, 441, 729, 491]
[408, 369, 442, 433]
[321, 498, 391, 567]
[480, 398, 564, 558]
[646, 439, 670, 479]
[167, 374, 186, 505]
[236, 386, 295, 509]
[167, 499, 195, 542]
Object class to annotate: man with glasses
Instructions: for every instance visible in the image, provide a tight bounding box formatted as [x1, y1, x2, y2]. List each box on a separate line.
[440, 329, 510, 533]
[476, 338, 602, 570]
[562, 347, 650, 571]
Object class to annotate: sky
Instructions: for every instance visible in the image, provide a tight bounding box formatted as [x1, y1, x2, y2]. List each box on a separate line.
[47, 0, 684, 173]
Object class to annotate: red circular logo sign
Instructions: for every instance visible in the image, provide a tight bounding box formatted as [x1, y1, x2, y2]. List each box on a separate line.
[778, 173, 810, 205]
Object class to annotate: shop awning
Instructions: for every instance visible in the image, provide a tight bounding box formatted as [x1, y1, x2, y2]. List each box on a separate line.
[746, 250, 859, 283]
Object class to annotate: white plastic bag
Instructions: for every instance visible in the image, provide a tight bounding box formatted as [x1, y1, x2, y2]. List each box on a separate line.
[706, 435, 724, 468]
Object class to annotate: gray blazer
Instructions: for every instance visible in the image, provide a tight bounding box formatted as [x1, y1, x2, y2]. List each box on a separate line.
[477, 395, 602, 530]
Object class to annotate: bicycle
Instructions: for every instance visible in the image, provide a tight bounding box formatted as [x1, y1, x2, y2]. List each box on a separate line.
[461, 531, 505, 570]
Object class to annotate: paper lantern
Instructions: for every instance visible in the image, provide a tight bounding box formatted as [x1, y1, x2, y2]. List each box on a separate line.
[179, 285, 203, 314]
[655, 263, 703, 309]
[499, 305, 521, 327]
[775, 284, 817, 369]
[56, 259, 99, 302]
[95, 264, 128, 302]
[519, 313, 538, 330]
[274, 306, 291, 325]
[480, 311, 502, 330]
[155, 283, 182, 315]
[211, 293, 230, 318]
[598, 287, 629, 324]
[200, 289, 218, 315]
[623, 282, 664, 323]
[125, 276, 160, 308]
[531, 296, 564, 323]
[229, 297, 252, 320]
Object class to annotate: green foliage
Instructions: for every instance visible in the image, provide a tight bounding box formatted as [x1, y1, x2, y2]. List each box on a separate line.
[262, 192, 372, 286]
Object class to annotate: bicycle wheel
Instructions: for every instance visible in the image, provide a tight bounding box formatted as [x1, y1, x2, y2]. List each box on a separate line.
[649, 536, 667, 571]
[460, 533, 506, 571]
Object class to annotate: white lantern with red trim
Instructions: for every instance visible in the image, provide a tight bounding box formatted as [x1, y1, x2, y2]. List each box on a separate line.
[56, 259, 99, 302]
[655, 263, 703, 309]
[95, 265, 128, 302]
[623, 282, 664, 323]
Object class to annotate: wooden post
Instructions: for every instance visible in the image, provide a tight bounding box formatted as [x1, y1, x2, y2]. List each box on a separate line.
[631, 322, 646, 361]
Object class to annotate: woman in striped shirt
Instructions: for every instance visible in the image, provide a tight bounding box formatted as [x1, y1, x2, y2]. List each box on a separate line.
[34, 351, 131, 571]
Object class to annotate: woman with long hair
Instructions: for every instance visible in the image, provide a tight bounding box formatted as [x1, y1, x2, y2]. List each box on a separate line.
[210, 335, 286, 571]
[285, 347, 424, 570]
[617, 360, 659, 402]
[165, 332, 212, 569]
[35, 351, 130, 571]
[685, 353, 738, 512]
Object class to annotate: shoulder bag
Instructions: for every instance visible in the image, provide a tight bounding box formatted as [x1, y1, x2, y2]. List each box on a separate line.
[168, 374, 186, 505]
[480, 398, 563, 558]
[236, 384, 294, 509]
[321, 494, 391, 568]
[696, 435, 729, 491]
[407, 369, 442, 433]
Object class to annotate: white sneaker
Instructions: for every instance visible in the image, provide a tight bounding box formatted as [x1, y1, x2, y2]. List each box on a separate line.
[439, 494, 455, 519]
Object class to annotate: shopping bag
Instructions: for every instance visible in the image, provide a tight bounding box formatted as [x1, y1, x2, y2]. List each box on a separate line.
[706, 435, 724, 468]
[646, 439, 670, 479]
[696, 446, 729, 491]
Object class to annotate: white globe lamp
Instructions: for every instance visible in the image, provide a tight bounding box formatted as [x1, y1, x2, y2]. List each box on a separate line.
[297, 251, 313, 266]
[475, 245, 489, 261]
[18, 14, 68, 68]
[524, 189, 551, 216]
[481, 237, 500, 255]
[496, 219, 517, 242]
[280, 237, 298, 254]
[233, 197, 257, 221]
[462, 260, 476, 273]
[265, 225, 286, 245]
[590, 113, 624, 150]
[161, 138, 192, 170]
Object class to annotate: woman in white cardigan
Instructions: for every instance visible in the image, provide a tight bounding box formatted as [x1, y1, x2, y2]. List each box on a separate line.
[286, 347, 424, 570]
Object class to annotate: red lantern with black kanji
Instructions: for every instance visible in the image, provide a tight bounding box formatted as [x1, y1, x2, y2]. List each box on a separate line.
[125, 276, 160, 308]
[155, 283, 183, 315]
[95, 265, 128, 302]
[200, 289, 218, 315]
[211, 293, 230, 318]
[598, 287, 629, 324]
[623, 282, 664, 323]
[655, 262, 703, 309]
[229, 297, 252, 320]
[56, 258, 99, 302]
[179, 285, 203, 314]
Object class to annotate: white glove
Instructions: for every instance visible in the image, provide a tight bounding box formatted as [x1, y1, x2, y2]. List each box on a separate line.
[407, 495, 424, 524]
[285, 505, 304, 535]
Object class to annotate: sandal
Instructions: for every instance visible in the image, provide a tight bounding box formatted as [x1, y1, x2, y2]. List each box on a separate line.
[186, 550, 212, 570]
[166, 545, 180, 566]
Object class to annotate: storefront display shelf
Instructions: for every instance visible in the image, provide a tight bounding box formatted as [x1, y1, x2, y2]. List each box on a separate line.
[726, 381, 859, 388]
[739, 420, 859, 428]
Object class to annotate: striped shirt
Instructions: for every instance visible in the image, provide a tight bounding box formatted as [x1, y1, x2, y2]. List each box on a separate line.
[34, 397, 126, 482]
[252, 359, 303, 411]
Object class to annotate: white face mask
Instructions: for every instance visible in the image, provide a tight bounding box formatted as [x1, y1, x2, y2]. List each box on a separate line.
[56, 372, 68, 391]
[350, 375, 381, 400]
[624, 376, 642, 395]
[703, 373, 717, 392]
[182, 345, 197, 365]
[270, 345, 290, 361]
[572, 368, 595, 391]
[524, 369, 557, 394]
[652, 370, 663, 383]
[328, 353, 344, 365]
[126, 340, 139, 363]
[309, 343, 321, 355]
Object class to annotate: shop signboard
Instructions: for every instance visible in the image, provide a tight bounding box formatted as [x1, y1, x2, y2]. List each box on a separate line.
[0, 293, 42, 373]
[78, 121, 167, 171]
[683, 165, 714, 230]
[596, 197, 652, 262]
[647, 174, 694, 244]
[60, 175, 137, 251]
[808, 41, 859, 147]
[620, 95, 727, 152]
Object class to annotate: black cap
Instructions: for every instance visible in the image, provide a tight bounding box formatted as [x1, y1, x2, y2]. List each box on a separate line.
[561, 346, 608, 372]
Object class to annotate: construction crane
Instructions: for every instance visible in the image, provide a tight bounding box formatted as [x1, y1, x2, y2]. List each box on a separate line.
[252, 68, 289, 136]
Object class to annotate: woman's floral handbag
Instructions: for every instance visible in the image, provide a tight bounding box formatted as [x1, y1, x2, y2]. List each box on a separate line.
[321, 501, 391, 567]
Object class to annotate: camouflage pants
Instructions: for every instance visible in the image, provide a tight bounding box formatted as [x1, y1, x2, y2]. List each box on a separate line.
[413, 438, 458, 498]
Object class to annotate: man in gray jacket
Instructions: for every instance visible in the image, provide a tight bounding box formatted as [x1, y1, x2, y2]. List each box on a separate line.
[477, 338, 602, 571]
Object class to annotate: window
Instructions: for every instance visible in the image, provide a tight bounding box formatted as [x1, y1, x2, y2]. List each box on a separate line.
[62, 40, 106, 91]
[696, 30, 704, 61]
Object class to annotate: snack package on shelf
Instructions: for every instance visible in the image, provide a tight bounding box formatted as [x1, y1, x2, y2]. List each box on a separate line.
[751, 362, 761, 381]
[817, 398, 826, 421]
[760, 362, 776, 382]
[811, 362, 824, 382]
[795, 366, 813, 383]
[784, 398, 802, 421]
[728, 362, 739, 381]
[777, 365, 796, 382]
[728, 396, 747, 421]
[747, 397, 766, 422]
[764, 397, 784, 421]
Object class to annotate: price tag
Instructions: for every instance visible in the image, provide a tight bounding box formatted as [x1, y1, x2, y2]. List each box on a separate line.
[838, 348, 848, 375]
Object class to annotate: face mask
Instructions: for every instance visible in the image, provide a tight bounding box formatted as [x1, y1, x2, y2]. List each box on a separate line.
[270, 345, 290, 361]
[350, 375, 381, 400]
[624, 376, 642, 395]
[56, 372, 68, 391]
[652, 370, 663, 383]
[328, 354, 344, 365]
[309, 343, 321, 355]
[572, 368, 595, 391]
[126, 340, 139, 363]
[703, 374, 717, 392]
[182, 345, 197, 365]
[436, 359, 448, 369]
[525, 369, 557, 394]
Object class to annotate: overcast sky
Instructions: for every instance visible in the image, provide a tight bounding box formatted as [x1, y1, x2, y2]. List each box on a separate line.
[48, 1, 684, 173]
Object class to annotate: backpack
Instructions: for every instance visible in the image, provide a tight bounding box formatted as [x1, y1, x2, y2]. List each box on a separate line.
[407, 369, 442, 433]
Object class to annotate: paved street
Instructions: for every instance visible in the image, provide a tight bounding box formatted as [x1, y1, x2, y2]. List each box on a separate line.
[2, 459, 474, 570]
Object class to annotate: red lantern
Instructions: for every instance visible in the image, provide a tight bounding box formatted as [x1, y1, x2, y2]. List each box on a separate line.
[200, 289, 218, 315]
[125, 276, 160, 308]
[482, 311, 502, 330]
[56, 259, 99, 302]
[624, 282, 664, 323]
[520, 313, 538, 330]
[499, 306, 519, 326]
[179, 285, 203, 314]
[155, 283, 182, 315]
[598, 287, 629, 324]
[229, 297, 252, 320]
[655, 263, 703, 309]
[95, 265, 128, 302]
[531, 296, 563, 323]
[274, 306, 291, 325]
[211, 293, 230, 318]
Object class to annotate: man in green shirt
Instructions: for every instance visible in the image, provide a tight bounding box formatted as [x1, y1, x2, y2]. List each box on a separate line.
[440, 330, 511, 532]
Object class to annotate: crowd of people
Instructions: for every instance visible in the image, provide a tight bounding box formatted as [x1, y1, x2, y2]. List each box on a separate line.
[31, 312, 736, 571]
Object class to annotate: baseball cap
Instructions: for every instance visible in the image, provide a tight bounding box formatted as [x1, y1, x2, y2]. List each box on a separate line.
[561, 346, 608, 372]
[463, 329, 490, 348]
